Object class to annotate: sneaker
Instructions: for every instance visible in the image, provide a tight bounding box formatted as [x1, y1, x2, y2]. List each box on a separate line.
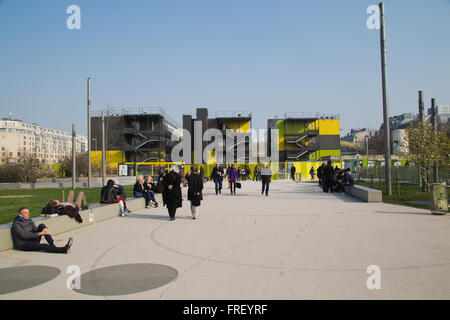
[125, 209, 131, 213]
[145, 205, 150, 209]
[120, 211, 125, 217]
[64, 237, 73, 254]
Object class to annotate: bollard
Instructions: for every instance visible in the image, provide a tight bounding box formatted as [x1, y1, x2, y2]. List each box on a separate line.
[431, 183, 448, 215]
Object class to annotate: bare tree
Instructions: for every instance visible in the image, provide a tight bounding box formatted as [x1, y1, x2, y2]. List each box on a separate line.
[0, 152, 55, 183]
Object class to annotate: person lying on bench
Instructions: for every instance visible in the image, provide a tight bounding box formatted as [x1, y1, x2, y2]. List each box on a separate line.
[41, 199, 83, 223]
[11, 207, 73, 254]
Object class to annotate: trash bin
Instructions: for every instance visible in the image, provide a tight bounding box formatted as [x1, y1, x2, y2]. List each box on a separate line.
[295, 173, 302, 182]
[431, 183, 448, 215]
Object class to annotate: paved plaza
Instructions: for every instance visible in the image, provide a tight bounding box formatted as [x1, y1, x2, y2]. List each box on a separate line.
[1, 180, 449, 300]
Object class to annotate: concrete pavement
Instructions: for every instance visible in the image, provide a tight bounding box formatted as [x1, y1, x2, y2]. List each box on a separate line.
[1, 180, 449, 299]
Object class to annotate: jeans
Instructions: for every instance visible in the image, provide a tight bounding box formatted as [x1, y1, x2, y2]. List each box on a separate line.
[18, 224, 66, 254]
[147, 191, 157, 203]
[214, 179, 223, 194]
[262, 181, 270, 195]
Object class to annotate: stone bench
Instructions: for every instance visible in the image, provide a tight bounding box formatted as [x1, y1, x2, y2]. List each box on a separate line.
[0, 197, 147, 252]
[343, 185, 382, 203]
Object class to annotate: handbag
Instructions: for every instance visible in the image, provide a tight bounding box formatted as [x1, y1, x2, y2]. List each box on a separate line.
[236, 182, 242, 188]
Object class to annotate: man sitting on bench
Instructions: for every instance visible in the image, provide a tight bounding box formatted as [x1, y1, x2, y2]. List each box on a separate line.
[11, 207, 73, 254]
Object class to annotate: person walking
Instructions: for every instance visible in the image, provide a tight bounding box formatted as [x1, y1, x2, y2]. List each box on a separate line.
[199, 166, 205, 182]
[228, 164, 238, 195]
[309, 167, 316, 180]
[211, 163, 224, 195]
[290, 164, 296, 181]
[317, 163, 325, 187]
[187, 166, 203, 219]
[260, 163, 272, 196]
[162, 165, 182, 221]
[11, 207, 73, 254]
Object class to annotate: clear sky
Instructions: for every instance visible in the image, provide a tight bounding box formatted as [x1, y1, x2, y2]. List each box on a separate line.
[0, 0, 449, 137]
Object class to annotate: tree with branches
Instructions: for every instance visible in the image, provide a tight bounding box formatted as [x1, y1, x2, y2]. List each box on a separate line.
[402, 122, 449, 192]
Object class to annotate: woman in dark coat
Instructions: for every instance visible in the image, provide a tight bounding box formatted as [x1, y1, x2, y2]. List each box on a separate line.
[187, 166, 203, 219]
[162, 166, 182, 221]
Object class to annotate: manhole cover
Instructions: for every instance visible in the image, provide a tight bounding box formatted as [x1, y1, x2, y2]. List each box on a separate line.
[74, 263, 178, 296]
[0, 265, 61, 294]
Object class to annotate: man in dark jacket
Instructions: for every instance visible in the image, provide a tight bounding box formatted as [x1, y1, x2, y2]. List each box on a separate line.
[317, 163, 325, 187]
[162, 166, 182, 221]
[343, 169, 355, 187]
[323, 160, 336, 193]
[11, 207, 73, 254]
[260, 164, 272, 196]
[290, 165, 296, 181]
[187, 166, 204, 219]
[211, 163, 224, 195]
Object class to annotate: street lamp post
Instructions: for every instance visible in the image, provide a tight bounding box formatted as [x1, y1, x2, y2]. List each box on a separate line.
[87, 77, 91, 188]
[379, 2, 392, 195]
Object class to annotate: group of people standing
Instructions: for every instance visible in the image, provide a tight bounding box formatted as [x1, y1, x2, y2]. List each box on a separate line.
[317, 161, 355, 193]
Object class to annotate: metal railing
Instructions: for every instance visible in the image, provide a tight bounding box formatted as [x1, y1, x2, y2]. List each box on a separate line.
[215, 111, 252, 118]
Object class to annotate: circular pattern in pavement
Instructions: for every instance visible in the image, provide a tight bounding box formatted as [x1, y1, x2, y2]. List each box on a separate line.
[0, 265, 61, 294]
[74, 263, 178, 296]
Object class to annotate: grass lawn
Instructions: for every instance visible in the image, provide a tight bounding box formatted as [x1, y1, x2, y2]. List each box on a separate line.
[0, 186, 134, 225]
[356, 180, 449, 213]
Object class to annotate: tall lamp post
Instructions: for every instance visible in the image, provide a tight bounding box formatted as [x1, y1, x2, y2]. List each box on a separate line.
[87, 77, 92, 188]
[72, 123, 76, 190]
[379, 2, 392, 195]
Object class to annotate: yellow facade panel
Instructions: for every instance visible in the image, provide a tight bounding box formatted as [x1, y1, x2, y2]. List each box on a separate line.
[318, 120, 340, 135]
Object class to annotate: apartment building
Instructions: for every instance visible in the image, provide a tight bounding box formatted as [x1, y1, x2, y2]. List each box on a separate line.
[0, 118, 87, 164]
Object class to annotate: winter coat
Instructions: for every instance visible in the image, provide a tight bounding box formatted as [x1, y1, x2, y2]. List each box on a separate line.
[261, 167, 272, 183]
[162, 171, 182, 208]
[41, 202, 83, 223]
[133, 182, 146, 197]
[100, 185, 119, 203]
[59, 205, 83, 223]
[144, 181, 157, 192]
[11, 216, 40, 249]
[323, 165, 336, 184]
[228, 167, 238, 183]
[211, 166, 224, 182]
[187, 173, 204, 205]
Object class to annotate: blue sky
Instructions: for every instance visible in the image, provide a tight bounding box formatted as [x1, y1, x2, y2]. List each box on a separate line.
[0, 0, 449, 136]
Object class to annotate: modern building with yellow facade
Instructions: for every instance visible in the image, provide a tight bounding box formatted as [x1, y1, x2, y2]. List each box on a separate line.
[267, 112, 340, 162]
[183, 108, 252, 164]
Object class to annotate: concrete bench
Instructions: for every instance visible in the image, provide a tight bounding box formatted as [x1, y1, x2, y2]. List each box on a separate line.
[343, 185, 382, 203]
[0, 197, 146, 252]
